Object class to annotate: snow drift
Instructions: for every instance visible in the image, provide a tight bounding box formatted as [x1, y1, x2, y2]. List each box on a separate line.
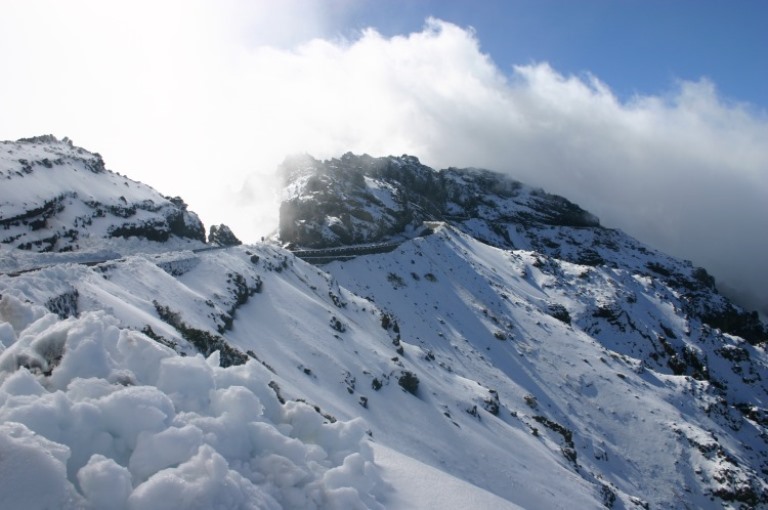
[0, 296, 385, 510]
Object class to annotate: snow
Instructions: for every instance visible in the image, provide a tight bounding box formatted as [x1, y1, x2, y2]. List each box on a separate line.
[322, 225, 768, 508]
[1, 141, 767, 508]
[362, 176, 398, 211]
[371, 443, 523, 510]
[0, 421, 82, 510]
[78, 454, 133, 509]
[0, 137, 206, 256]
[0, 138, 156, 218]
[2, 219, 767, 508]
[0, 296, 388, 509]
[0, 235, 603, 508]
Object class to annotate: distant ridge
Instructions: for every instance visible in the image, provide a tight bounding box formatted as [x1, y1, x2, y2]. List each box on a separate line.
[0, 135, 205, 253]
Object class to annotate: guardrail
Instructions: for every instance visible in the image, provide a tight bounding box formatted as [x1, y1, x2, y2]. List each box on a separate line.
[1, 237, 402, 276]
[291, 241, 402, 263]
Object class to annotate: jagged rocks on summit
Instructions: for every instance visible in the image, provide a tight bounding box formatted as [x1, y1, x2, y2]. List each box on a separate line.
[278, 152, 599, 250]
[208, 224, 242, 247]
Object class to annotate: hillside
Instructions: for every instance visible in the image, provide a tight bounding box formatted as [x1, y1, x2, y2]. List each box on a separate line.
[1, 139, 767, 509]
[279, 153, 765, 346]
[0, 135, 205, 254]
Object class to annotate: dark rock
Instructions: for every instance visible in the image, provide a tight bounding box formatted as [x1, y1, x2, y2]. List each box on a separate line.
[209, 224, 242, 247]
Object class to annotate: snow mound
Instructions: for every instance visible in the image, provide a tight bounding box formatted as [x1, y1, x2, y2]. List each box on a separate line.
[0, 296, 386, 510]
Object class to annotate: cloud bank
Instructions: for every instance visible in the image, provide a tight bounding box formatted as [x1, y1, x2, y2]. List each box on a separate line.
[0, 4, 766, 313]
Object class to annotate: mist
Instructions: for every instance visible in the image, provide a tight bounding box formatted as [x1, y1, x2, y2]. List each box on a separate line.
[0, 4, 766, 313]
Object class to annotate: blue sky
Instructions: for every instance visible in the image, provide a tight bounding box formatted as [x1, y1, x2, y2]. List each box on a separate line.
[0, 0, 766, 312]
[339, 0, 768, 108]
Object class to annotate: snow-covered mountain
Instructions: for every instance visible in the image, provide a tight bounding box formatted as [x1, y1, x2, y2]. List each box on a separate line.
[0, 135, 205, 253]
[279, 153, 765, 347]
[1, 139, 766, 509]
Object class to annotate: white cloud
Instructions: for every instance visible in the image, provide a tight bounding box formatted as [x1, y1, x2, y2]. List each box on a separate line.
[0, 6, 766, 313]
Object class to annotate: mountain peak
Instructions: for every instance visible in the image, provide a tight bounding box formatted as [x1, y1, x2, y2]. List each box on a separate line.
[0, 136, 205, 253]
[278, 152, 598, 250]
[279, 152, 765, 347]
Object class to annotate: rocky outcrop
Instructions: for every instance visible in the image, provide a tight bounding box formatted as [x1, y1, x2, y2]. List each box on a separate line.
[278, 153, 598, 249]
[208, 224, 242, 247]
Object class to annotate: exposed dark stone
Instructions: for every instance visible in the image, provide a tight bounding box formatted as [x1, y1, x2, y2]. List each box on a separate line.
[277, 153, 599, 249]
[45, 290, 79, 319]
[397, 371, 419, 395]
[208, 224, 242, 247]
[547, 303, 571, 325]
[153, 301, 249, 367]
[702, 305, 765, 345]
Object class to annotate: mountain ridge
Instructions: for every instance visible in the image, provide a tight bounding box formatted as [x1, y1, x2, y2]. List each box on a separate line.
[1, 137, 767, 509]
[1, 135, 206, 253]
[278, 152, 599, 250]
[278, 152, 766, 346]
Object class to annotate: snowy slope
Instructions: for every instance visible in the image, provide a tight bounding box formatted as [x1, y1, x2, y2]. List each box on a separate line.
[1, 140, 767, 509]
[0, 135, 206, 254]
[279, 152, 766, 346]
[0, 241, 534, 509]
[324, 224, 768, 508]
[3, 226, 766, 508]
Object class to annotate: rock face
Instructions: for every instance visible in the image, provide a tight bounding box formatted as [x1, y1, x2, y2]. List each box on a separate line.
[208, 224, 242, 247]
[0, 135, 205, 252]
[278, 152, 598, 249]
